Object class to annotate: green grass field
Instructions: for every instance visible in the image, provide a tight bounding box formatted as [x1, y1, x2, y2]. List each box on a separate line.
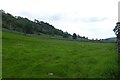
[2, 31, 118, 78]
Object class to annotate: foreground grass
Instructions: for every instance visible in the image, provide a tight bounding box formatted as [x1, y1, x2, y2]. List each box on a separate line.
[2, 31, 118, 78]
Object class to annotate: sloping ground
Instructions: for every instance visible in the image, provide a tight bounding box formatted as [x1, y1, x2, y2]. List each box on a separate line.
[2, 28, 89, 42]
[2, 31, 118, 78]
[103, 37, 117, 42]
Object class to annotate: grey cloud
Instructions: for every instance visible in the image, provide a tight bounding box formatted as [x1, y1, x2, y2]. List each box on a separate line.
[49, 14, 62, 21]
[80, 17, 108, 23]
[18, 11, 33, 17]
[36, 14, 63, 22]
[18, 11, 62, 21]
[18, 11, 109, 24]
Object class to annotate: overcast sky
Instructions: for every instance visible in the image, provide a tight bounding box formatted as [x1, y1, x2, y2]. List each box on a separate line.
[0, 0, 119, 39]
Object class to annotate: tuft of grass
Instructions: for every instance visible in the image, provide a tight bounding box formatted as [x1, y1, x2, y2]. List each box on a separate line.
[2, 31, 118, 78]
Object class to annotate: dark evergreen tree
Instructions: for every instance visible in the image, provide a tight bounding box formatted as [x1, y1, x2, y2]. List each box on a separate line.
[72, 33, 77, 39]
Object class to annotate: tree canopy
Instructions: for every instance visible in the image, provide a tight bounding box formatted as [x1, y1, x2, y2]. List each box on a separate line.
[72, 33, 77, 39]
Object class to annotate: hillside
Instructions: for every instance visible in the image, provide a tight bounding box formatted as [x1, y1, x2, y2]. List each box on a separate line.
[1, 10, 71, 38]
[2, 31, 118, 78]
[102, 37, 117, 42]
[1, 10, 90, 41]
[2, 10, 117, 42]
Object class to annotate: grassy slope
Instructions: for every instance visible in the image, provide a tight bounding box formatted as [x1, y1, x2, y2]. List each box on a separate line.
[2, 31, 118, 78]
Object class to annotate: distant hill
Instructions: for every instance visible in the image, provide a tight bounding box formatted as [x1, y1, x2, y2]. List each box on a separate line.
[102, 37, 117, 42]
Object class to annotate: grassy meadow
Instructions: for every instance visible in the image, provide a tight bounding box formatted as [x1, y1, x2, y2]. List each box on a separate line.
[2, 31, 118, 78]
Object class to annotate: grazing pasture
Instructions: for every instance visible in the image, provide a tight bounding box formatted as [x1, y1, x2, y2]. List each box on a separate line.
[2, 31, 118, 78]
